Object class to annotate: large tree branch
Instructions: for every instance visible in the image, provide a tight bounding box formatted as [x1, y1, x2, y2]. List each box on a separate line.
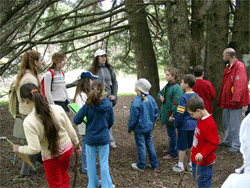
[8, 8, 127, 50]
[0, 0, 33, 28]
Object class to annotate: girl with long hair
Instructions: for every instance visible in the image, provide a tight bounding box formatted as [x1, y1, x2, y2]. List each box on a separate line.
[13, 83, 80, 187]
[74, 81, 115, 188]
[73, 71, 98, 173]
[44, 52, 70, 111]
[14, 50, 43, 176]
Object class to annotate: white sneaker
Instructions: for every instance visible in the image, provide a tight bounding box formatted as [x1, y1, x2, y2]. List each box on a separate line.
[110, 144, 117, 149]
[131, 163, 145, 172]
[172, 163, 184, 173]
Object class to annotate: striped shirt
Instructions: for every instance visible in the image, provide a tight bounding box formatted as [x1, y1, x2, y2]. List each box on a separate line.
[174, 92, 198, 130]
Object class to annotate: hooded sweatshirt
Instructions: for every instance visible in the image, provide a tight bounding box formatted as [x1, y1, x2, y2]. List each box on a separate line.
[74, 98, 114, 146]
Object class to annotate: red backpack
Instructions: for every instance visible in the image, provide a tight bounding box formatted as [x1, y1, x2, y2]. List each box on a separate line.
[41, 69, 65, 100]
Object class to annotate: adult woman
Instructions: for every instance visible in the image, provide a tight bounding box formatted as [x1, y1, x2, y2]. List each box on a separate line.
[15, 50, 43, 176]
[89, 49, 118, 148]
[13, 83, 80, 187]
[44, 52, 70, 111]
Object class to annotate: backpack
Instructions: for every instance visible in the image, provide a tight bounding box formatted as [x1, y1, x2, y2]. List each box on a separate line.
[8, 81, 18, 118]
[41, 69, 64, 100]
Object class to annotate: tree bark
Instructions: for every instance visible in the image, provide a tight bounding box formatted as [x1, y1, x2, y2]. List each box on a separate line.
[191, 0, 206, 67]
[231, 0, 250, 79]
[165, 0, 193, 75]
[125, 0, 160, 104]
[205, 0, 229, 126]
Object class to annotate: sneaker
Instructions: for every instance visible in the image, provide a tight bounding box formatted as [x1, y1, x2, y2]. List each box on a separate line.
[172, 164, 184, 173]
[218, 142, 231, 147]
[187, 163, 192, 172]
[228, 147, 239, 153]
[163, 154, 177, 160]
[112, 184, 115, 188]
[131, 163, 145, 172]
[110, 144, 117, 149]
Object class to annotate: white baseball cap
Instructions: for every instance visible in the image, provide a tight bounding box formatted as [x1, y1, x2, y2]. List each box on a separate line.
[94, 49, 106, 57]
[135, 78, 151, 94]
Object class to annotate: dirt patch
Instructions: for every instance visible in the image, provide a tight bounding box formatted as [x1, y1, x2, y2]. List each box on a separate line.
[0, 95, 244, 188]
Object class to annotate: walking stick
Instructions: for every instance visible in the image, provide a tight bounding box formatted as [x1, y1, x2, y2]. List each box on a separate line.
[176, 149, 191, 188]
[195, 162, 199, 181]
[73, 153, 79, 188]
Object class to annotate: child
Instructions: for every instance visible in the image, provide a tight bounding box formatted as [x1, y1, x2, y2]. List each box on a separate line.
[173, 74, 198, 172]
[186, 95, 219, 188]
[44, 52, 70, 111]
[74, 81, 115, 188]
[13, 83, 80, 187]
[128, 78, 159, 171]
[73, 71, 98, 173]
[158, 68, 183, 160]
[192, 65, 216, 114]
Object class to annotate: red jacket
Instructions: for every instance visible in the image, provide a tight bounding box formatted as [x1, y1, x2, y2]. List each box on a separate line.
[193, 79, 216, 114]
[218, 59, 250, 109]
[191, 116, 219, 166]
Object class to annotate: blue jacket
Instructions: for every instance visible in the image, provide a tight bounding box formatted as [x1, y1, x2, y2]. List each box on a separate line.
[174, 92, 198, 130]
[128, 95, 159, 133]
[74, 98, 114, 146]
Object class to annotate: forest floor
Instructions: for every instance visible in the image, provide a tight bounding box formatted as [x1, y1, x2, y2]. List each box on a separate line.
[0, 95, 246, 188]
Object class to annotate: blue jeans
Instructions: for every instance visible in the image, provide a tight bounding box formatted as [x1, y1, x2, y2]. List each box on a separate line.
[134, 131, 159, 170]
[81, 135, 87, 172]
[86, 144, 112, 188]
[166, 125, 178, 157]
[192, 162, 213, 188]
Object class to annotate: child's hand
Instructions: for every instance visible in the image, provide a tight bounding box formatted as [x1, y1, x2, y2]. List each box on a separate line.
[74, 146, 82, 155]
[195, 153, 203, 162]
[160, 96, 164, 103]
[110, 95, 115, 101]
[169, 117, 174, 122]
[13, 145, 20, 153]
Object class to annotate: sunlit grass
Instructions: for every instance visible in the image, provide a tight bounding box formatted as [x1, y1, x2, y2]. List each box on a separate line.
[118, 92, 136, 96]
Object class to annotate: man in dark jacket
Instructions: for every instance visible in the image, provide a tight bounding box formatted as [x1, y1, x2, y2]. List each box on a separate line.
[218, 48, 250, 153]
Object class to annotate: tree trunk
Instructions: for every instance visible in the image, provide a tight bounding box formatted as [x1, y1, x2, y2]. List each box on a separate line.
[231, 0, 250, 79]
[191, 0, 206, 67]
[205, 0, 229, 127]
[165, 0, 193, 75]
[125, 0, 160, 104]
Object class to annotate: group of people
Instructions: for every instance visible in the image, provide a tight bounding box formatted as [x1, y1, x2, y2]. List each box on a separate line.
[156, 47, 249, 188]
[9, 47, 249, 188]
[11, 49, 117, 188]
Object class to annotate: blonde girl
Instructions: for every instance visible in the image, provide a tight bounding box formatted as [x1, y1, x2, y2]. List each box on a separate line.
[15, 50, 43, 176]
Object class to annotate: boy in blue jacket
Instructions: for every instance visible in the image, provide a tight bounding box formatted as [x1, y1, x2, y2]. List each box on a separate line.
[128, 78, 159, 171]
[173, 74, 198, 173]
